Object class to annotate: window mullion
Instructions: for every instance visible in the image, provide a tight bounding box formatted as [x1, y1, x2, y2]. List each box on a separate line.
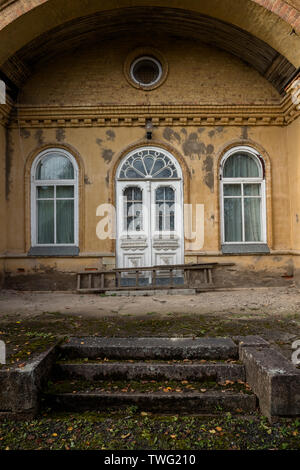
[35, 185, 38, 245]
[54, 185, 57, 244]
[241, 183, 245, 242]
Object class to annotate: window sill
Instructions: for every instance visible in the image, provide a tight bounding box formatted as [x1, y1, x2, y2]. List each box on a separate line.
[221, 244, 270, 255]
[28, 246, 80, 257]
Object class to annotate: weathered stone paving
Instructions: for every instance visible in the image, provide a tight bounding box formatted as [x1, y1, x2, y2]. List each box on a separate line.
[61, 337, 238, 360]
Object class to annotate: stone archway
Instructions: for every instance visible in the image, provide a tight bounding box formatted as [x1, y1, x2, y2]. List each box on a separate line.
[0, 0, 300, 69]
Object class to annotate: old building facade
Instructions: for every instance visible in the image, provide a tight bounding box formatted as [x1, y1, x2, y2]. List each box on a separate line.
[0, 0, 299, 289]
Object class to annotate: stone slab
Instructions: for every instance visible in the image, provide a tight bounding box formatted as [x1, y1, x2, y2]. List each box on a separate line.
[233, 335, 270, 357]
[46, 390, 257, 413]
[0, 342, 59, 417]
[60, 337, 238, 360]
[56, 362, 245, 383]
[240, 346, 300, 420]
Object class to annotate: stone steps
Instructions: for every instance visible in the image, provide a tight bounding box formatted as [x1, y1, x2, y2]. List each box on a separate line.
[54, 361, 245, 382]
[60, 337, 238, 360]
[44, 336, 258, 415]
[45, 390, 257, 414]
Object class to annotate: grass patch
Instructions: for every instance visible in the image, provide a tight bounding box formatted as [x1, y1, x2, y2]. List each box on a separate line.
[0, 310, 299, 365]
[0, 410, 299, 450]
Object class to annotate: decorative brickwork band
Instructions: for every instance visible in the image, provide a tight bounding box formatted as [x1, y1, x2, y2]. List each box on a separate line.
[1, 96, 298, 129]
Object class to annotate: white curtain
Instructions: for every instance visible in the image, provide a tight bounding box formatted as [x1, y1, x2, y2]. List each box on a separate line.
[37, 184, 75, 244]
[223, 151, 262, 243]
[223, 153, 259, 178]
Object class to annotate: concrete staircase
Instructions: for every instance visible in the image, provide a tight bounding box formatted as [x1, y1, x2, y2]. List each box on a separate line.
[44, 337, 258, 414]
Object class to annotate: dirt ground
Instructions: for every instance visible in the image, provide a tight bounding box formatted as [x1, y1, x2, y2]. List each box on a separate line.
[0, 285, 300, 363]
[0, 286, 300, 451]
[0, 285, 299, 318]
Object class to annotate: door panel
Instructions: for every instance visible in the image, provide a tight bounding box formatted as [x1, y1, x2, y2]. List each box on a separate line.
[116, 180, 183, 272]
[150, 181, 183, 268]
[116, 181, 151, 272]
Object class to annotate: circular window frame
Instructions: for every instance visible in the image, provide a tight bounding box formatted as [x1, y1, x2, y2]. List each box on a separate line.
[124, 48, 168, 91]
[130, 56, 162, 88]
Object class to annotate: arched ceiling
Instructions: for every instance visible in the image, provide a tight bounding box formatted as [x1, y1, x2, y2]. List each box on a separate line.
[0, 0, 300, 68]
[1, 6, 298, 98]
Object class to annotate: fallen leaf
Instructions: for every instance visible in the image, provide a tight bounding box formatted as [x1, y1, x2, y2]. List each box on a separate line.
[121, 433, 131, 439]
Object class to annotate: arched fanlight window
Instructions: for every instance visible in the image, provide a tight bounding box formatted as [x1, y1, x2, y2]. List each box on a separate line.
[36, 154, 74, 180]
[31, 149, 78, 247]
[118, 148, 180, 180]
[220, 147, 266, 245]
[223, 152, 261, 178]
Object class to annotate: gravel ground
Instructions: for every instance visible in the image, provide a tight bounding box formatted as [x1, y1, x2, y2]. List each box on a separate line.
[0, 285, 299, 318]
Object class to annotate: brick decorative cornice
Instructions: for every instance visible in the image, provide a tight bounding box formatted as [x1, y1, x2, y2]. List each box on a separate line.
[9, 97, 300, 129]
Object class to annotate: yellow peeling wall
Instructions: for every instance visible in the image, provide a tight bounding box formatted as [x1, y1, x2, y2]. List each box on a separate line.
[0, 123, 6, 286]
[286, 116, 300, 284]
[2, 123, 296, 286]
[1, 34, 299, 288]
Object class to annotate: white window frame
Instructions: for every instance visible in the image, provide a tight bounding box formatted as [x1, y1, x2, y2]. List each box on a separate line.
[122, 184, 145, 234]
[117, 146, 182, 181]
[31, 148, 79, 247]
[116, 147, 184, 270]
[220, 145, 267, 245]
[130, 56, 163, 87]
[151, 182, 179, 236]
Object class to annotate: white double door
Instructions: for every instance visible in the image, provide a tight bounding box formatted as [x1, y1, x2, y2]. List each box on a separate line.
[116, 180, 184, 273]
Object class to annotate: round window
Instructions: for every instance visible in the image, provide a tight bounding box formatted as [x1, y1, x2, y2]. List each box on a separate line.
[130, 56, 162, 87]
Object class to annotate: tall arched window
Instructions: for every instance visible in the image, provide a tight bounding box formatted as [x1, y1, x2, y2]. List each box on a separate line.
[220, 146, 268, 253]
[30, 149, 79, 253]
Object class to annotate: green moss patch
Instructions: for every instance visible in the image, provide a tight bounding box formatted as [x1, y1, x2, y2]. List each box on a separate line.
[0, 410, 299, 450]
[45, 378, 252, 395]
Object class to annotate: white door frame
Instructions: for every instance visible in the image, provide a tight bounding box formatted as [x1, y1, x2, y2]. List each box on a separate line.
[115, 147, 184, 271]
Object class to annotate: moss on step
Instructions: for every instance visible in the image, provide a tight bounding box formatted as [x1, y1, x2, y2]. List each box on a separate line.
[45, 378, 253, 395]
[57, 357, 242, 365]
